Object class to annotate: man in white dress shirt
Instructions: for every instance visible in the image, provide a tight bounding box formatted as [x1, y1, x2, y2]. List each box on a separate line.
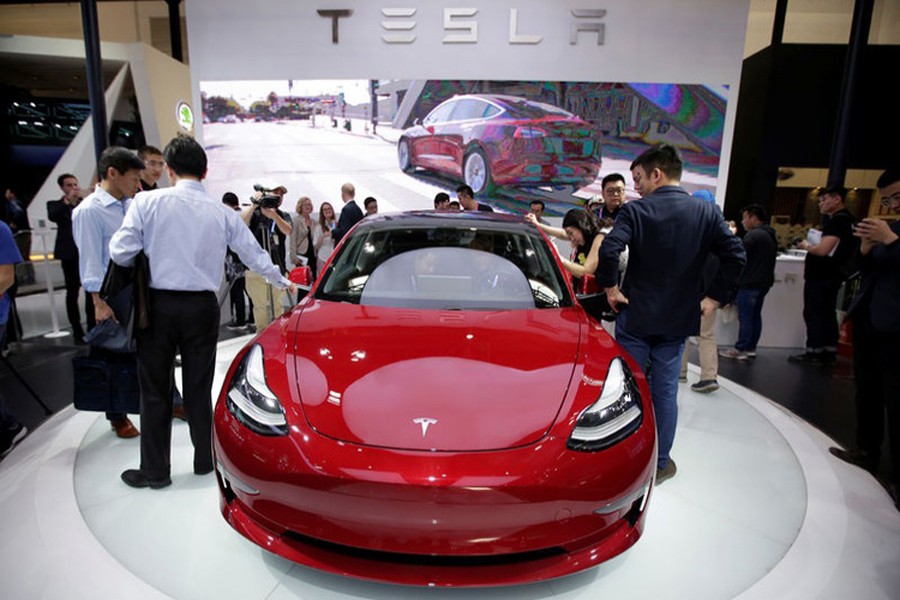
[72, 146, 146, 439]
[110, 136, 296, 489]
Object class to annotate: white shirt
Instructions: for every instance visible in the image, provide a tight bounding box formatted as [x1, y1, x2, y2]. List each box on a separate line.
[313, 221, 335, 263]
[109, 180, 290, 292]
[72, 185, 131, 293]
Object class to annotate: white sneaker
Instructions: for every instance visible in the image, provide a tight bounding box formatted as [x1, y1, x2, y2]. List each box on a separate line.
[719, 348, 749, 360]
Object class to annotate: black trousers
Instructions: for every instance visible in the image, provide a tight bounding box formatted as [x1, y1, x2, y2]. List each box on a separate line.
[136, 290, 219, 478]
[229, 276, 247, 324]
[802, 277, 842, 351]
[852, 309, 900, 481]
[60, 258, 94, 338]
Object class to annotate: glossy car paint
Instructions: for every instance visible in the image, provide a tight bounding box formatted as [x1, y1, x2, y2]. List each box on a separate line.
[213, 214, 655, 587]
[398, 94, 602, 194]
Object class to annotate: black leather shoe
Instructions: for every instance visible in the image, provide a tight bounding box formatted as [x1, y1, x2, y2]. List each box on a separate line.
[888, 484, 900, 512]
[828, 447, 878, 473]
[121, 469, 172, 489]
[194, 464, 214, 476]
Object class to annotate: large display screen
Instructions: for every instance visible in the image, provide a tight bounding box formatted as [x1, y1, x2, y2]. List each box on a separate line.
[200, 78, 726, 215]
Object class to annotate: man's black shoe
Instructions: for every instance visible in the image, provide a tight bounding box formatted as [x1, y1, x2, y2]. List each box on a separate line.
[0, 424, 28, 458]
[121, 469, 172, 489]
[828, 447, 878, 473]
[194, 464, 214, 475]
[888, 484, 900, 513]
[788, 352, 824, 364]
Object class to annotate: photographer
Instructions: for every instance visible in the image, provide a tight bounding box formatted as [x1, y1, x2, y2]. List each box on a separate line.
[241, 185, 293, 329]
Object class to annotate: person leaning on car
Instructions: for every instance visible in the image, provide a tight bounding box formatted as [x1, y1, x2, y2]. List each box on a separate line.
[109, 135, 296, 490]
[597, 144, 745, 486]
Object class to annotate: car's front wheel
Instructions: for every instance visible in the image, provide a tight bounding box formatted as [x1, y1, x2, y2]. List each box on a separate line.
[398, 139, 414, 173]
[463, 148, 493, 195]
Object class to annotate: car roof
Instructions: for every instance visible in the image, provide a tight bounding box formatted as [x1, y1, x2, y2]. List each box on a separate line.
[442, 94, 577, 119]
[353, 210, 534, 233]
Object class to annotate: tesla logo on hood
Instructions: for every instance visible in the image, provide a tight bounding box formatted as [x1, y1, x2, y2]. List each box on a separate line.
[412, 417, 438, 437]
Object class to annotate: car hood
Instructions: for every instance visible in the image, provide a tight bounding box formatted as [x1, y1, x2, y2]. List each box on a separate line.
[290, 300, 581, 451]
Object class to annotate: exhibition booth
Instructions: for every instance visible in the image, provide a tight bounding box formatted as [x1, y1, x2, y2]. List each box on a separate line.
[2, 1, 900, 598]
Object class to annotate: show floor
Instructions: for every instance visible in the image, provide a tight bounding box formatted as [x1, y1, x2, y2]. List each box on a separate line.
[1, 336, 899, 599]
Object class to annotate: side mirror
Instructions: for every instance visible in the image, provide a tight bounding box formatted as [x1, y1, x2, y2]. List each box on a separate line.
[576, 292, 617, 322]
[413, 117, 421, 126]
[288, 266, 313, 297]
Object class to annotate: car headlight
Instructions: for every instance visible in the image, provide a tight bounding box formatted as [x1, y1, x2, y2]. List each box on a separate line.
[225, 344, 288, 436]
[567, 357, 642, 451]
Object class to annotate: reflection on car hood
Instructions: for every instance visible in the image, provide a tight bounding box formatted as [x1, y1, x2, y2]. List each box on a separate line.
[290, 300, 581, 451]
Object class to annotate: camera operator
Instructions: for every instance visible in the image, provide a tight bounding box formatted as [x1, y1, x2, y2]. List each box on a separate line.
[241, 185, 293, 328]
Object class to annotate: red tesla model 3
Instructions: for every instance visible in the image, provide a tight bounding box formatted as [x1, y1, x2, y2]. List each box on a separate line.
[213, 211, 655, 587]
[397, 94, 603, 195]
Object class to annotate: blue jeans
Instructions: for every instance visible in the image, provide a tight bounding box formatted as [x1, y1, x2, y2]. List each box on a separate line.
[615, 308, 685, 470]
[735, 287, 769, 352]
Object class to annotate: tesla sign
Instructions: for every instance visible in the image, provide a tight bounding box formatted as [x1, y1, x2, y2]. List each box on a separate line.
[317, 8, 606, 45]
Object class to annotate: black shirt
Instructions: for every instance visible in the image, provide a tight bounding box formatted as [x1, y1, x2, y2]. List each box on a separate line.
[805, 208, 856, 281]
[738, 225, 778, 289]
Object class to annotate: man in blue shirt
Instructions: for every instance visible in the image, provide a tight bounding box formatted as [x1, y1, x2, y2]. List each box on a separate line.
[597, 144, 745, 485]
[110, 136, 296, 489]
[0, 221, 27, 458]
[72, 146, 145, 439]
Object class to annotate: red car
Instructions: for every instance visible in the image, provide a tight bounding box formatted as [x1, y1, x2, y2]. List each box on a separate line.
[213, 212, 655, 587]
[398, 94, 603, 195]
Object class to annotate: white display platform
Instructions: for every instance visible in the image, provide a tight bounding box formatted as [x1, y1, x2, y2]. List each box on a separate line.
[1, 336, 898, 599]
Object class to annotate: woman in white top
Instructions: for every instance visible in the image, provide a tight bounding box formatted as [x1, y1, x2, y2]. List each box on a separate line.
[313, 201, 337, 274]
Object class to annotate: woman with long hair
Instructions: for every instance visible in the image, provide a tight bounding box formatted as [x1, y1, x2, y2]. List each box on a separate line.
[526, 208, 605, 291]
[291, 196, 318, 279]
[313, 201, 337, 274]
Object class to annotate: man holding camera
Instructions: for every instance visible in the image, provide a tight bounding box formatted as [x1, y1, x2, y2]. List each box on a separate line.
[241, 184, 293, 329]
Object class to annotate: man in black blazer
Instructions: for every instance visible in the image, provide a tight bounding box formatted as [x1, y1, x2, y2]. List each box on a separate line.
[333, 182, 363, 244]
[829, 168, 900, 511]
[597, 144, 745, 485]
[47, 173, 94, 342]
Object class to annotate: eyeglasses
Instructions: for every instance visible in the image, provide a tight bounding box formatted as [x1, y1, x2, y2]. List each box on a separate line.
[144, 160, 165, 168]
[604, 187, 626, 196]
[881, 193, 900, 207]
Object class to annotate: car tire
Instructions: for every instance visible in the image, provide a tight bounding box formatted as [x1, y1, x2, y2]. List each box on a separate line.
[463, 148, 493, 196]
[398, 139, 414, 173]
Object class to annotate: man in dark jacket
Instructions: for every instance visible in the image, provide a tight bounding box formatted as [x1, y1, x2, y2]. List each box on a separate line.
[333, 182, 364, 244]
[47, 173, 94, 342]
[720, 204, 778, 360]
[598, 144, 746, 485]
[829, 168, 900, 511]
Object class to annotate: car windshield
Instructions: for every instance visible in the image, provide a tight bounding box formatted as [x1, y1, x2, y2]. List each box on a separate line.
[315, 224, 571, 310]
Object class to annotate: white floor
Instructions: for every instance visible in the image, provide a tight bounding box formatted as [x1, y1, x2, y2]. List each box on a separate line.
[1, 336, 899, 600]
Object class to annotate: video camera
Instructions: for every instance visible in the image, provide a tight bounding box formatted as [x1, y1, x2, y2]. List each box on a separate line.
[251, 184, 282, 209]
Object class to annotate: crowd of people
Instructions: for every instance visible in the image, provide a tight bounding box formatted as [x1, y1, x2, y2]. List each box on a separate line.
[0, 140, 897, 511]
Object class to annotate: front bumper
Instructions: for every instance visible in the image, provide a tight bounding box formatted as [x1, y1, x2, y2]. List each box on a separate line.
[213, 407, 655, 586]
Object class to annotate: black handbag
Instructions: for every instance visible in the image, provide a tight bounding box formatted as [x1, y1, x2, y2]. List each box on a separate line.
[72, 350, 140, 414]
